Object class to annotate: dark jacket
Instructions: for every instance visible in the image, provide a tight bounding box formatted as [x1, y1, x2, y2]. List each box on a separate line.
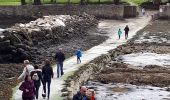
[124, 26, 129, 32]
[30, 69, 44, 87]
[19, 80, 35, 98]
[42, 64, 54, 80]
[55, 51, 65, 62]
[73, 92, 86, 100]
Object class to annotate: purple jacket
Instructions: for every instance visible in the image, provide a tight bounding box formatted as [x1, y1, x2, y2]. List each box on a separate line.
[19, 80, 35, 98]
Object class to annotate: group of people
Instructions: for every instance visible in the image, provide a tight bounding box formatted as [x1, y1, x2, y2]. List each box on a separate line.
[117, 25, 130, 39]
[73, 86, 95, 100]
[17, 48, 82, 100]
[18, 59, 53, 100]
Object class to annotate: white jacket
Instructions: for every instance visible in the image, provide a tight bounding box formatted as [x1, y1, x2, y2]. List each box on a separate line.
[18, 64, 34, 80]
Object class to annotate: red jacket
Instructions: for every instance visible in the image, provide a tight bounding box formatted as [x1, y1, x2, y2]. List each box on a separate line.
[19, 80, 35, 98]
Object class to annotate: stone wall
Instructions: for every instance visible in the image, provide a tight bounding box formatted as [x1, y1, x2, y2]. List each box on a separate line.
[0, 4, 137, 19]
[124, 5, 137, 18]
[62, 54, 112, 99]
[159, 5, 170, 19]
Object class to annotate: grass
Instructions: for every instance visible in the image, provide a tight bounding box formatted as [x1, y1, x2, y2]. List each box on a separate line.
[123, 0, 169, 5]
[0, 2, 20, 5]
[122, 0, 149, 5]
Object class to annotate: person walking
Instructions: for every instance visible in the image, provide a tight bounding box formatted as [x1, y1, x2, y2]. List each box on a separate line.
[42, 59, 54, 100]
[30, 65, 44, 100]
[118, 28, 122, 39]
[19, 75, 36, 100]
[75, 48, 82, 64]
[142, 8, 145, 16]
[73, 86, 88, 100]
[55, 48, 65, 78]
[124, 25, 129, 39]
[18, 60, 34, 81]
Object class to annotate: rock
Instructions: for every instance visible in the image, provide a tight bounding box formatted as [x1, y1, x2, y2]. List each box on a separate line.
[166, 88, 170, 91]
[0, 40, 10, 47]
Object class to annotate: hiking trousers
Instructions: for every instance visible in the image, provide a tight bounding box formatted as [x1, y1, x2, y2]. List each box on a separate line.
[44, 79, 51, 99]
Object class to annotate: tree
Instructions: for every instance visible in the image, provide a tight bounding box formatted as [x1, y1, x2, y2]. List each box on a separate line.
[98, 0, 100, 4]
[33, 0, 42, 5]
[153, 0, 161, 5]
[114, 0, 120, 5]
[51, 0, 56, 3]
[80, 0, 86, 5]
[21, 0, 26, 5]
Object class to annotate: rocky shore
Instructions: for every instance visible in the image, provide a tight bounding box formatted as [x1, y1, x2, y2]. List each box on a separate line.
[95, 20, 170, 87]
[63, 19, 170, 99]
[0, 13, 98, 63]
[0, 14, 108, 100]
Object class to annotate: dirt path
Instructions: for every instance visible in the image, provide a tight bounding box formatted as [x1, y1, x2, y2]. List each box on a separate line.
[12, 15, 151, 100]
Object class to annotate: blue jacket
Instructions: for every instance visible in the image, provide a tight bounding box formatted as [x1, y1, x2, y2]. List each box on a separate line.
[75, 50, 82, 58]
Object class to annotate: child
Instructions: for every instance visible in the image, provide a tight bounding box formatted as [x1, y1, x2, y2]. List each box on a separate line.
[75, 48, 82, 64]
[118, 28, 122, 39]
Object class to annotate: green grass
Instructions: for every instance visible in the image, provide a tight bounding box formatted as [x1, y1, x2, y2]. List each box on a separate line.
[122, 0, 148, 5]
[0, 0, 112, 5]
[0, 2, 20, 5]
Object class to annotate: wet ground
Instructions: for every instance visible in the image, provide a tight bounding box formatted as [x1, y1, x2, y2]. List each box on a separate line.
[86, 81, 170, 100]
[91, 19, 170, 99]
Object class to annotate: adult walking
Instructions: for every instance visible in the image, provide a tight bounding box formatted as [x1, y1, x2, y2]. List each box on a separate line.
[42, 59, 54, 100]
[18, 60, 34, 81]
[19, 75, 36, 100]
[124, 25, 129, 39]
[55, 48, 65, 78]
[30, 65, 44, 100]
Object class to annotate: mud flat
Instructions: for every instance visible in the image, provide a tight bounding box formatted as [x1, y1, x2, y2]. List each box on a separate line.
[86, 81, 170, 100]
[63, 20, 170, 99]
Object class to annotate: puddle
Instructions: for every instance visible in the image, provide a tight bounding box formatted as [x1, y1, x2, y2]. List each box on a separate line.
[135, 32, 170, 43]
[86, 81, 170, 100]
[116, 53, 170, 68]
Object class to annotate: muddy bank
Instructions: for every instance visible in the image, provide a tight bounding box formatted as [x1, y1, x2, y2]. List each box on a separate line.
[0, 64, 23, 100]
[63, 19, 170, 99]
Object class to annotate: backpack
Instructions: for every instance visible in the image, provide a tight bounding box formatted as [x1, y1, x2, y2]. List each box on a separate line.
[32, 72, 39, 81]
